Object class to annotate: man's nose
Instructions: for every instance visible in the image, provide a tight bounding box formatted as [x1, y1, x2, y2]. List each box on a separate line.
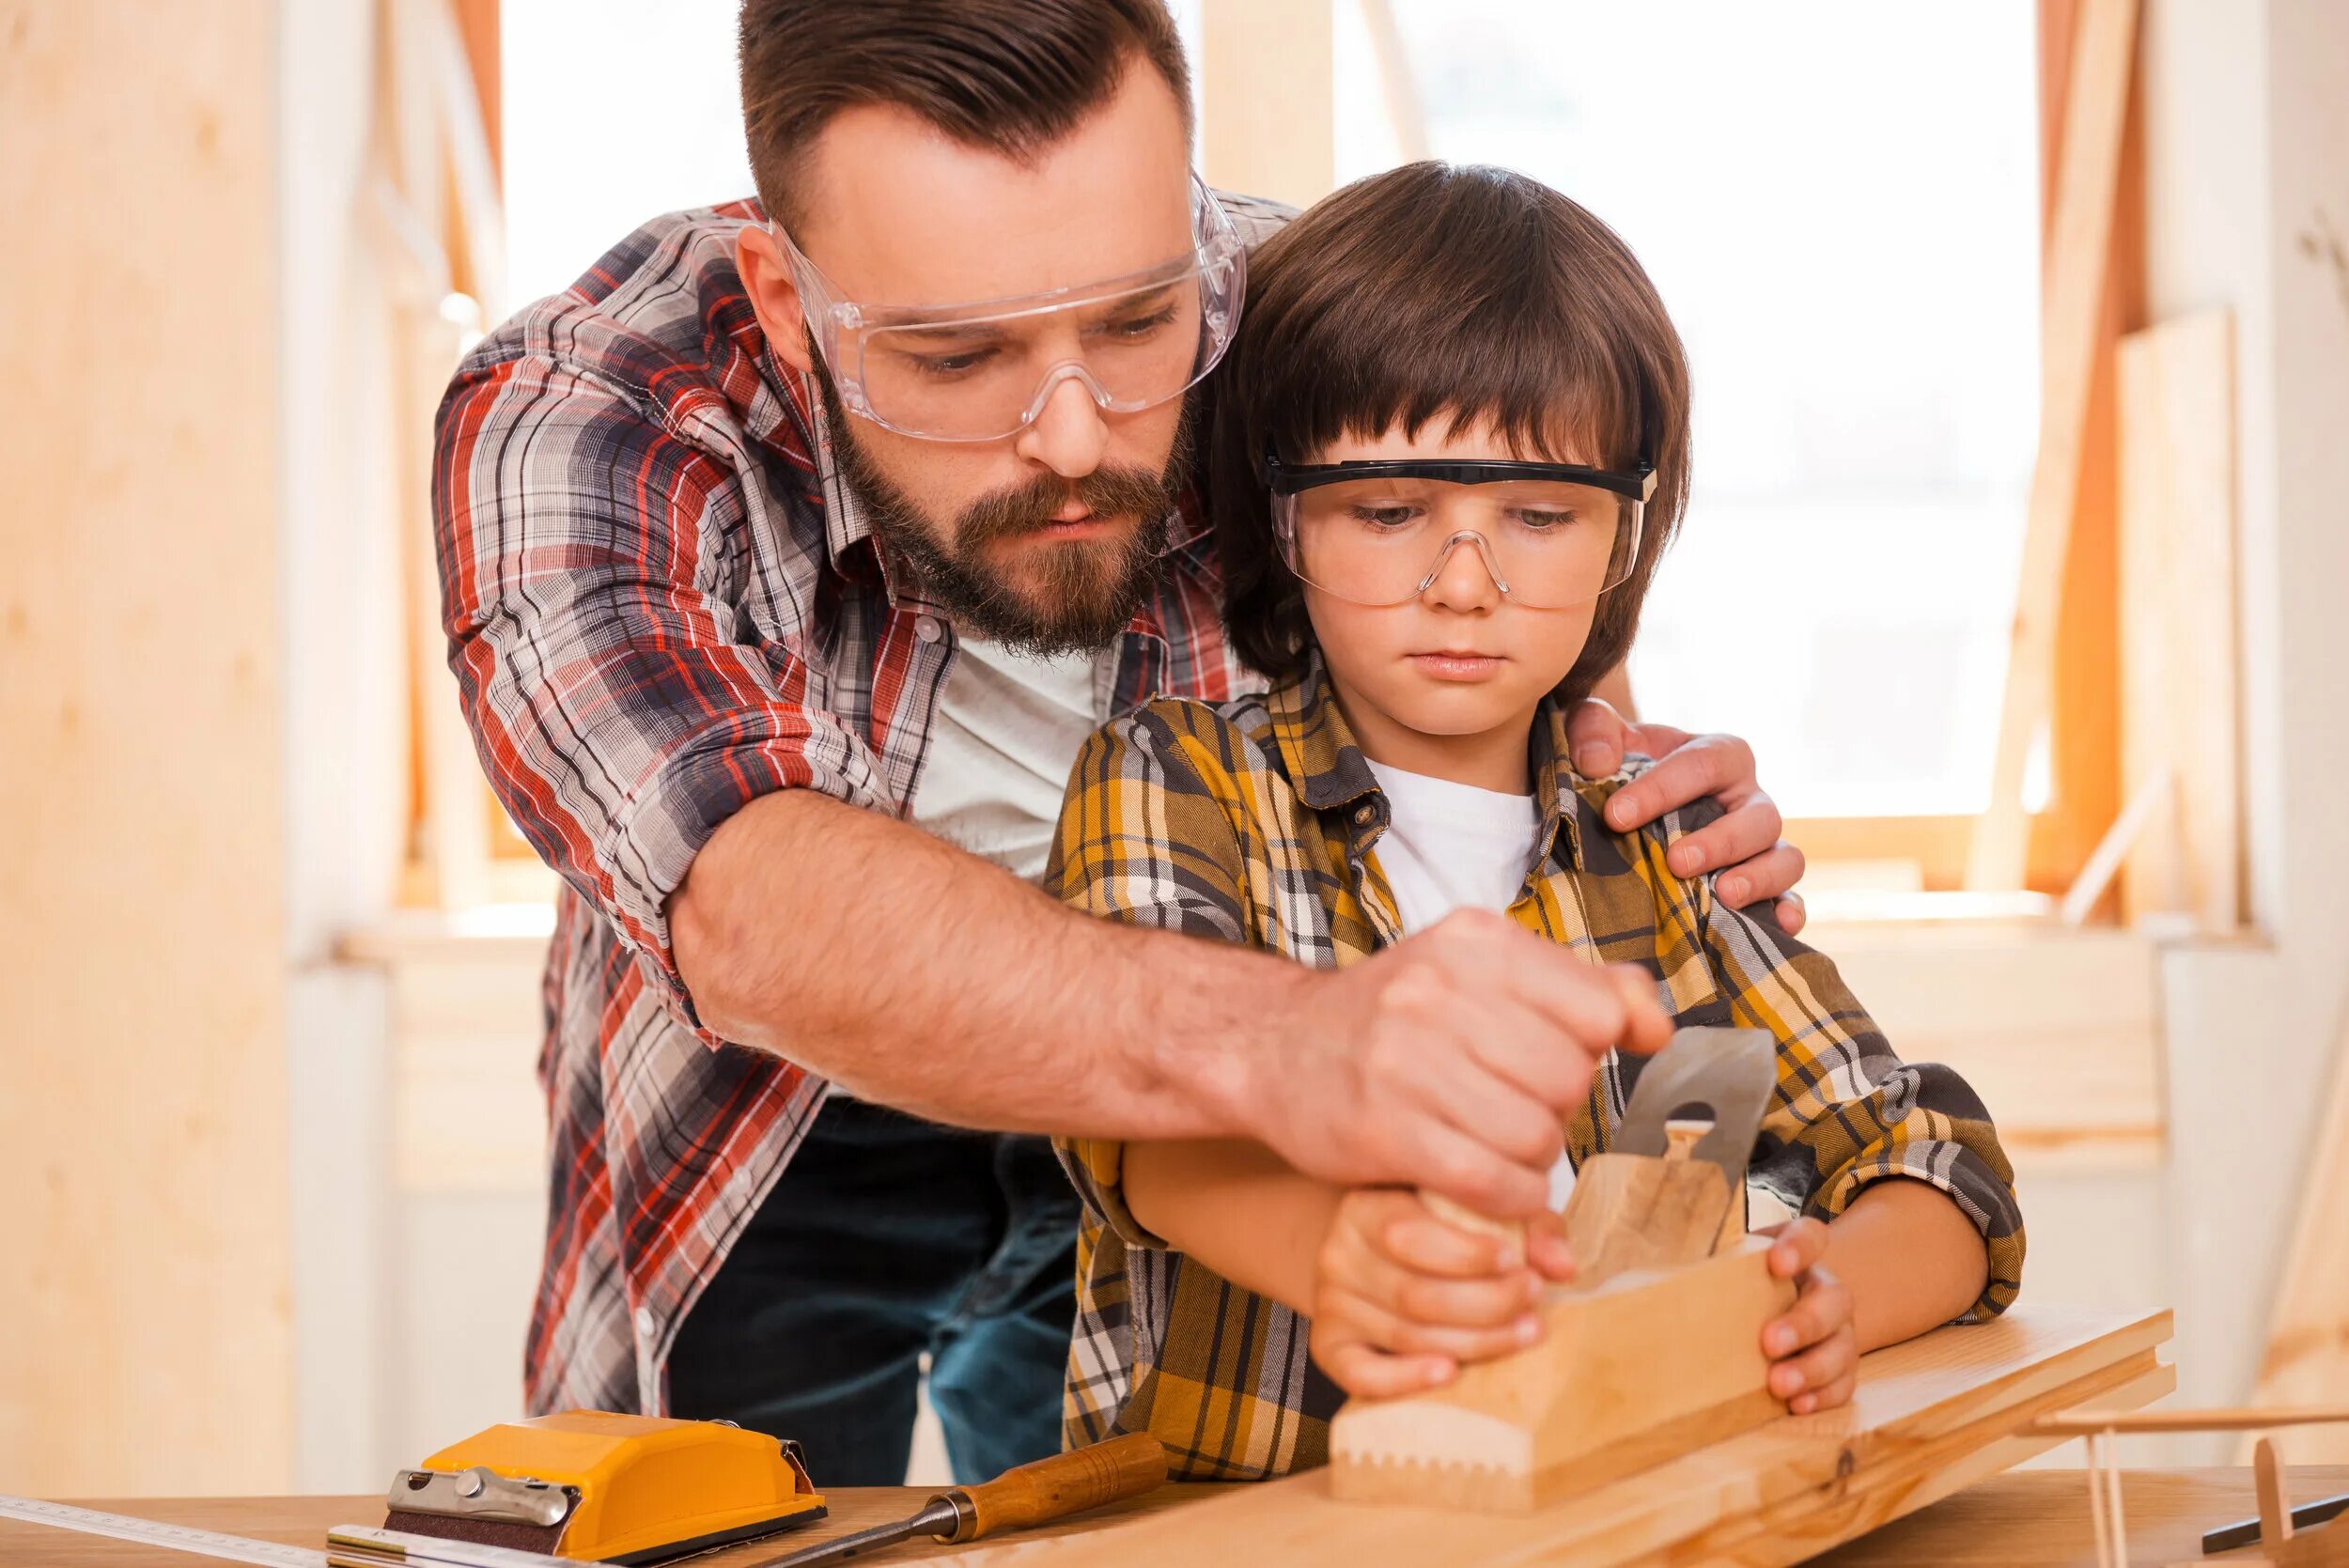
[1013, 373, 1110, 479]
[1423, 530, 1505, 612]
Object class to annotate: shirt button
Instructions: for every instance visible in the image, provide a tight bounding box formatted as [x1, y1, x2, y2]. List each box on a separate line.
[634, 1307, 656, 1339]
[914, 614, 944, 644]
[1353, 804, 1376, 826]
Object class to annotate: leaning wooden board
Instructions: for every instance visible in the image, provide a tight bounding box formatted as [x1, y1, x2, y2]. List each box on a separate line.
[956, 1306, 2173, 1567]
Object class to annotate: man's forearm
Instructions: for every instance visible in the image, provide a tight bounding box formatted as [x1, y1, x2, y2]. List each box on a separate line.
[1826, 1178, 1994, 1352]
[1123, 1140, 1336, 1315]
[670, 789, 1306, 1140]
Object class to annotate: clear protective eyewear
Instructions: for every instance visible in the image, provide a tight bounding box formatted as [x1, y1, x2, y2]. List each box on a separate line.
[772, 173, 1246, 442]
[1266, 451, 1657, 610]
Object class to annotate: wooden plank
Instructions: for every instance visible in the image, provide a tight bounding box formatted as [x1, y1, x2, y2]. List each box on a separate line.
[2252, 1011, 2349, 1465]
[2115, 309, 2241, 933]
[0, 1, 292, 1496]
[1330, 1237, 1791, 1512]
[950, 1308, 2171, 1566]
[1969, 0, 2140, 890]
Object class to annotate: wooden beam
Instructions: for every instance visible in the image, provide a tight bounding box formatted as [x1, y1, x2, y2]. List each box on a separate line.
[1969, 0, 2140, 889]
[0, 0, 293, 1495]
[1197, 0, 1333, 209]
[2116, 309, 2241, 933]
[2252, 1009, 2349, 1465]
[451, 0, 500, 183]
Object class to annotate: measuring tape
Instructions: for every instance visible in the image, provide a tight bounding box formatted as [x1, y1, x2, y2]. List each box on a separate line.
[0, 1495, 573, 1568]
[0, 1494, 329, 1566]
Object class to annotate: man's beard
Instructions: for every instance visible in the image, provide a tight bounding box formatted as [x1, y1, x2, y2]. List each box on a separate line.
[814, 361, 1192, 658]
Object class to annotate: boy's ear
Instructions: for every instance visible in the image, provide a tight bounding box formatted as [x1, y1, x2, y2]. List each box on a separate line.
[737, 225, 813, 376]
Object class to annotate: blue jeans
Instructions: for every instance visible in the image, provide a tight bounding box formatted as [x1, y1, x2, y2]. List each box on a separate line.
[665, 1094, 1079, 1485]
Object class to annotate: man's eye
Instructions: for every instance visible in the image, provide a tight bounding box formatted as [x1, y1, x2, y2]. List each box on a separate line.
[1097, 306, 1179, 342]
[908, 347, 999, 378]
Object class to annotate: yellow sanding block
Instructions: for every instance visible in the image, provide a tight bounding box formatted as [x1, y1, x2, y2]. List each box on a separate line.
[383, 1410, 827, 1563]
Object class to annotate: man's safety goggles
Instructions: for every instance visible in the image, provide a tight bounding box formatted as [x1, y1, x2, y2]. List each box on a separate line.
[1266, 452, 1656, 611]
[773, 175, 1246, 442]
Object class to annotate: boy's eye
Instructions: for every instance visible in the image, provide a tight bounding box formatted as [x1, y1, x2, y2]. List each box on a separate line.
[1347, 505, 1422, 529]
[1513, 508, 1579, 530]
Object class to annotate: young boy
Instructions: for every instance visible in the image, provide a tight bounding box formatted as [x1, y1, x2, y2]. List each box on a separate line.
[1047, 162, 2025, 1482]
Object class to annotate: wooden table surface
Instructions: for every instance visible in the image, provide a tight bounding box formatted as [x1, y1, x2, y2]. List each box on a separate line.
[8, 1467, 2346, 1566]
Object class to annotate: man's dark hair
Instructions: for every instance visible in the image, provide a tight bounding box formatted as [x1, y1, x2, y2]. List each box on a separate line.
[739, 0, 1192, 230]
[1209, 162, 1693, 702]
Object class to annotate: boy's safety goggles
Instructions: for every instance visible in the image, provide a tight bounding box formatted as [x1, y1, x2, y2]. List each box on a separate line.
[773, 174, 1247, 442]
[1266, 451, 1656, 610]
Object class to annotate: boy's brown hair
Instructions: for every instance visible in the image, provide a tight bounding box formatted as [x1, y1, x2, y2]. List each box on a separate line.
[739, 0, 1191, 230]
[1209, 162, 1692, 702]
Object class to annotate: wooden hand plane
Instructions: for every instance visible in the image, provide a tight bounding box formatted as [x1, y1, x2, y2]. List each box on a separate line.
[1330, 1026, 1797, 1513]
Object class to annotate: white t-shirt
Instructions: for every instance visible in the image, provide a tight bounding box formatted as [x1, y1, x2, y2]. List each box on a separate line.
[908, 634, 1112, 880]
[1363, 758, 1579, 1209]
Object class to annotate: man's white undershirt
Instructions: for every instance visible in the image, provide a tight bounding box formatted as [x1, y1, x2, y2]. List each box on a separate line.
[908, 635, 1111, 881]
[1364, 758, 1579, 1210]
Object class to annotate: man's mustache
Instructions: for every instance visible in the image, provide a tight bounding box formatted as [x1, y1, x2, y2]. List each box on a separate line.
[956, 465, 1177, 547]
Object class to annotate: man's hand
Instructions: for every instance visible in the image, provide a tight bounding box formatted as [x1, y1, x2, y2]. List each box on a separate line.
[1757, 1218, 1858, 1416]
[1309, 1189, 1575, 1397]
[1238, 908, 1672, 1220]
[1564, 700, 1808, 936]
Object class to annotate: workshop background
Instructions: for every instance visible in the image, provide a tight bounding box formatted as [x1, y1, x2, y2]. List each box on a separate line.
[4, 0, 2347, 1498]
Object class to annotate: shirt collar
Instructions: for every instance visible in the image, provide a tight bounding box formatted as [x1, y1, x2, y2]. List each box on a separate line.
[1268, 655, 1594, 873]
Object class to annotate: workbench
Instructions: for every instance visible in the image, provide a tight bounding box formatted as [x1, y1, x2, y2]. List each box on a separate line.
[6, 1469, 2342, 1567]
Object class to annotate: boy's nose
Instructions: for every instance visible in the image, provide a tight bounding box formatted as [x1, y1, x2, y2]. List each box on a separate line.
[1421, 530, 1506, 612]
[1013, 374, 1109, 479]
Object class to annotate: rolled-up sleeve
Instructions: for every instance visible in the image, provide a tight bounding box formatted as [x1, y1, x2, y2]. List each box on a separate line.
[1046, 704, 1254, 1248]
[1699, 886, 2027, 1323]
[433, 351, 891, 1040]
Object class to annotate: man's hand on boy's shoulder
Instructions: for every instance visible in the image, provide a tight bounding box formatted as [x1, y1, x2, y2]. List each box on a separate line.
[1564, 700, 1809, 936]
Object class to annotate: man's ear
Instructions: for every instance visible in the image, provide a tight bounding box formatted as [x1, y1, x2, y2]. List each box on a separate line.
[737, 225, 814, 375]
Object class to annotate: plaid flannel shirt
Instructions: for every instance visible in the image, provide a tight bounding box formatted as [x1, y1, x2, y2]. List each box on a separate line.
[1047, 660, 2027, 1481]
[431, 192, 1291, 1415]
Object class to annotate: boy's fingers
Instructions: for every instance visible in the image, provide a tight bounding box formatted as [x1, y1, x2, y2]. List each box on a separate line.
[1338, 1230, 1538, 1328]
[1773, 1327, 1859, 1405]
[1763, 1218, 1829, 1277]
[1524, 1216, 1578, 1282]
[1763, 1267, 1850, 1358]
[1321, 1342, 1456, 1399]
[1773, 890, 1808, 937]
[1794, 1364, 1859, 1415]
[1383, 1213, 1517, 1278]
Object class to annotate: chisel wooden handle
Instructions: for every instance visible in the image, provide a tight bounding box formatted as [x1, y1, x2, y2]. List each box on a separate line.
[945, 1433, 1167, 1542]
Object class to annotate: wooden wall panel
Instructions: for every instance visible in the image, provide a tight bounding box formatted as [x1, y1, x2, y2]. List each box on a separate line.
[0, 2, 291, 1494]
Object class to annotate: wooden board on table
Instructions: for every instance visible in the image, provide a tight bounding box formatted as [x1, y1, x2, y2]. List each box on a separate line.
[958, 1307, 2173, 1567]
[2116, 308, 2241, 933]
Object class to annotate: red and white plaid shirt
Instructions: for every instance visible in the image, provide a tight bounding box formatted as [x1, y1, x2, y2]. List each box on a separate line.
[432, 194, 1290, 1415]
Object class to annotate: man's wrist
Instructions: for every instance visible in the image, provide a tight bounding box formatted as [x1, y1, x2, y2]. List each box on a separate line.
[1136, 939, 1315, 1145]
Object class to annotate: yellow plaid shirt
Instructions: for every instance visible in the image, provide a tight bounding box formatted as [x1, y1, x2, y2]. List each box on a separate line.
[1046, 660, 2026, 1482]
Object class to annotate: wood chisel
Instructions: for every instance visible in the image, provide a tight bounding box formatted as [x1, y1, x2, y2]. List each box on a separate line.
[748, 1433, 1167, 1567]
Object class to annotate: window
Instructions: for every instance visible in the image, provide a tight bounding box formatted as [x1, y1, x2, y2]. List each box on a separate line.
[1332, 0, 2046, 821]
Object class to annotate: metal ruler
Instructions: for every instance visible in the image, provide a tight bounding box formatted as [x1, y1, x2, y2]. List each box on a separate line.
[0, 1495, 329, 1566]
[0, 1495, 562, 1568]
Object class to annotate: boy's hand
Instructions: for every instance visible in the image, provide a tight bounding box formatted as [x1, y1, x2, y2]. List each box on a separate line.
[1564, 701, 1807, 936]
[1758, 1218, 1858, 1415]
[1307, 1189, 1576, 1398]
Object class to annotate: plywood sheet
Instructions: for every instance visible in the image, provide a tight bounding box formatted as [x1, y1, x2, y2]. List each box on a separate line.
[957, 1308, 2172, 1568]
